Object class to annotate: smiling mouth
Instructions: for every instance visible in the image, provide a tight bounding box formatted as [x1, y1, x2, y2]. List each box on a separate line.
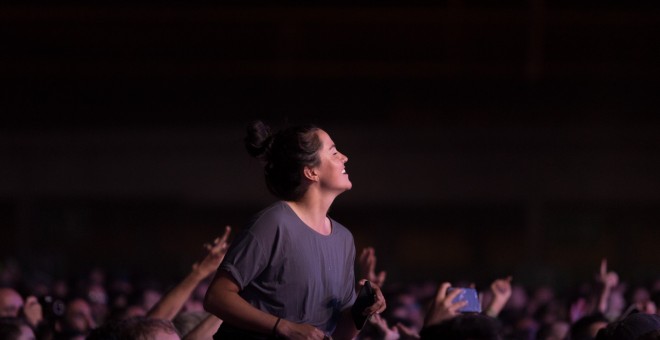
[342, 169, 347, 174]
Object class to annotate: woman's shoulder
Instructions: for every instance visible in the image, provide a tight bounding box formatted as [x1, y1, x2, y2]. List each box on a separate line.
[255, 200, 292, 220]
[246, 201, 294, 231]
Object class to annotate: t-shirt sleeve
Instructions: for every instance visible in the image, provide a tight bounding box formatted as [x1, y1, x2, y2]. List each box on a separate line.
[219, 229, 270, 290]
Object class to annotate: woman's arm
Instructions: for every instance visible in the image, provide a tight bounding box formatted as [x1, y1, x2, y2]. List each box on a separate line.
[204, 271, 326, 339]
[203, 271, 278, 335]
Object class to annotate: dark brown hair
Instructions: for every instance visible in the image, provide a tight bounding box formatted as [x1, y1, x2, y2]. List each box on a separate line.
[245, 120, 321, 201]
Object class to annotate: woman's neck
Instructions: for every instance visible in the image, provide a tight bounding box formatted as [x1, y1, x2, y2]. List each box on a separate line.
[286, 191, 336, 235]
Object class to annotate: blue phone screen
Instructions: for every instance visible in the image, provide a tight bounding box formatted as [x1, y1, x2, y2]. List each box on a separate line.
[448, 287, 482, 313]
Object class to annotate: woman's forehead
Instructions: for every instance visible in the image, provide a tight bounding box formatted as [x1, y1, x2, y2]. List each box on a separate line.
[316, 129, 335, 149]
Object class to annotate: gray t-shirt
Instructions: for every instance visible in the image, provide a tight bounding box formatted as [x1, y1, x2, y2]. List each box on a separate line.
[220, 201, 357, 334]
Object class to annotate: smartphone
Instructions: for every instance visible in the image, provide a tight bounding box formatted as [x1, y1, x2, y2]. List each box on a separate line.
[38, 295, 66, 320]
[447, 287, 481, 313]
[351, 281, 376, 329]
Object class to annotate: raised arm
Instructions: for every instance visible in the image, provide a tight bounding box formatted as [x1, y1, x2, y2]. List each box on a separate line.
[485, 276, 512, 318]
[148, 226, 231, 320]
[357, 247, 387, 288]
[597, 258, 619, 314]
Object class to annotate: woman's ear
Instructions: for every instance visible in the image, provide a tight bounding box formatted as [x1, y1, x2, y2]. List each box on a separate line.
[303, 166, 319, 182]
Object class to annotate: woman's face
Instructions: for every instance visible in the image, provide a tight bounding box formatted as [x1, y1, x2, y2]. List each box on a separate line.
[312, 129, 352, 193]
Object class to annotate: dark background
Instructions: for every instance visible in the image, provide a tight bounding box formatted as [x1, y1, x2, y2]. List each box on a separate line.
[1, 1, 660, 291]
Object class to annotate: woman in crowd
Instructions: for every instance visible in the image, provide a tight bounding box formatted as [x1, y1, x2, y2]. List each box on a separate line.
[204, 121, 386, 339]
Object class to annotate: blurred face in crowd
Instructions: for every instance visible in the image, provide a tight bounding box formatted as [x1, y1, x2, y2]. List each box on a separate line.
[549, 321, 570, 340]
[87, 283, 109, 324]
[141, 289, 162, 311]
[62, 298, 96, 334]
[389, 293, 423, 331]
[0, 288, 24, 317]
[507, 285, 528, 311]
[122, 305, 147, 320]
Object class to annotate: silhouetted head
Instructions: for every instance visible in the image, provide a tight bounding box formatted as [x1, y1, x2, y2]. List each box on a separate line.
[571, 313, 609, 340]
[420, 313, 502, 340]
[0, 288, 23, 318]
[596, 312, 660, 340]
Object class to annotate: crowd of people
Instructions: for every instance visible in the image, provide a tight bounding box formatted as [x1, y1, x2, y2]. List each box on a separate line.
[2, 248, 660, 339]
[2, 121, 660, 339]
[0, 224, 232, 340]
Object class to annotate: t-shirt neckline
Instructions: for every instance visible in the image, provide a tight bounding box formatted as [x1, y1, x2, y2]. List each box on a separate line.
[281, 201, 334, 237]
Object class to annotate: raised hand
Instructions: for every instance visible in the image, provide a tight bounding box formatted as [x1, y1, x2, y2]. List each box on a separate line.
[485, 276, 512, 317]
[491, 276, 512, 301]
[192, 225, 232, 279]
[596, 258, 619, 314]
[358, 247, 387, 288]
[22, 296, 43, 328]
[358, 279, 387, 316]
[597, 258, 619, 289]
[424, 282, 467, 327]
[395, 322, 421, 340]
[368, 314, 400, 340]
[149, 225, 232, 320]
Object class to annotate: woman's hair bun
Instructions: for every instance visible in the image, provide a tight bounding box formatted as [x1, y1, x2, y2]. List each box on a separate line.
[244, 120, 273, 160]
